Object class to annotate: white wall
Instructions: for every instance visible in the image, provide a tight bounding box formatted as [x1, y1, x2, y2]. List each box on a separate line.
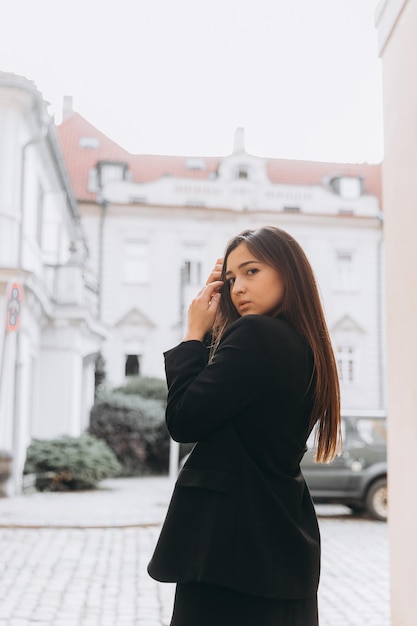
[0, 74, 105, 494]
[80, 167, 384, 415]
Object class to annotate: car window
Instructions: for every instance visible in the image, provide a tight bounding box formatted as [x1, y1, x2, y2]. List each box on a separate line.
[356, 418, 387, 445]
[306, 417, 347, 450]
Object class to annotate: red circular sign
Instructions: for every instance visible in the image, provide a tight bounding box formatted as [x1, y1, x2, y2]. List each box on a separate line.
[6, 282, 23, 332]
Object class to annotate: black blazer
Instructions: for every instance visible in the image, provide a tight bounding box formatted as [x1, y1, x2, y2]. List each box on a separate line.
[148, 314, 320, 600]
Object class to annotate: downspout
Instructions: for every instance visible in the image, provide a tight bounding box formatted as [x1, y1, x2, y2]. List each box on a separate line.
[11, 124, 47, 494]
[97, 194, 108, 320]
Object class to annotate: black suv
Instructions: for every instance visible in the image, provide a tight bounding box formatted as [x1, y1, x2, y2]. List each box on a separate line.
[301, 411, 387, 521]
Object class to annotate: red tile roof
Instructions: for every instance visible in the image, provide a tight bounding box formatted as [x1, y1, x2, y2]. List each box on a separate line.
[57, 113, 130, 202]
[266, 159, 382, 205]
[57, 112, 382, 206]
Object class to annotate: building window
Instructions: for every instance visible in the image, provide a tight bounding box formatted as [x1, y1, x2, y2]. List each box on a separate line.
[181, 244, 204, 286]
[236, 165, 249, 179]
[337, 346, 355, 384]
[97, 161, 128, 187]
[79, 137, 100, 149]
[182, 260, 202, 286]
[339, 177, 362, 199]
[185, 157, 206, 171]
[123, 241, 150, 283]
[125, 354, 140, 377]
[335, 250, 355, 290]
[329, 176, 362, 199]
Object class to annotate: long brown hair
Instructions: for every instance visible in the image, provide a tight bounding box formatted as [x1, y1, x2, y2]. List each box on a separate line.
[211, 226, 341, 463]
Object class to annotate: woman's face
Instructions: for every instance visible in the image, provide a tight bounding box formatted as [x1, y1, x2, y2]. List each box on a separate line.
[225, 242, 285, 316]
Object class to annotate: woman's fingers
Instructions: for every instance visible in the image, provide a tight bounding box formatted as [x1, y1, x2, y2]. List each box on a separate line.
[208, 290, 221, 311]
[196, 280, 223, 304]
[183, 281, 223, 341]
[206, 258, 224, 285]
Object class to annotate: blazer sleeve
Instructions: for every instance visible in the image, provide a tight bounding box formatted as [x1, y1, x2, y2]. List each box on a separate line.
[164, 316, 286, 443]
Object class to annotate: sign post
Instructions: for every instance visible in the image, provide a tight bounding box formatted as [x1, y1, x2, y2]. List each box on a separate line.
[0, 280, 24, 495]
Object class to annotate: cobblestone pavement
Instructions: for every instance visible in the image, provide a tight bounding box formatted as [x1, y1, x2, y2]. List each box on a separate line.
[0, 477, 390, 626]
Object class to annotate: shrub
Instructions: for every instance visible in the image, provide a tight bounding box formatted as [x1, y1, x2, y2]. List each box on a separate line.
[0, 451, 12, 497]
[114, 376, 168, 402]
[89, 391, 170, 476]
[0, 450, 12, 481]
[24, 434, 122, 492]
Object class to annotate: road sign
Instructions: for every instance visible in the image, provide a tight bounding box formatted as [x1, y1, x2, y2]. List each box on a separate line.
[5, 281, 23, 332]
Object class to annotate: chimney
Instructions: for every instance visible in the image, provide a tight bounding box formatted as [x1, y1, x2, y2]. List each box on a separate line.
[62, 95, 74, 121]
[233, 127, 245, 153]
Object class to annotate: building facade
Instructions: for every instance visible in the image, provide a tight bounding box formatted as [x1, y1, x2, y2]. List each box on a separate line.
[376, 1, 417, 624]
[0, 74, 105, 494]
[57, 106, 384, 415]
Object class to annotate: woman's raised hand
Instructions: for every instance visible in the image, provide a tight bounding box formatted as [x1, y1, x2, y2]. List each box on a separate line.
[182, 259, 224, 342]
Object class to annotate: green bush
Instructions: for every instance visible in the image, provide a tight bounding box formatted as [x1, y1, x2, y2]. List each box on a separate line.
[89, 391, 170, 476]
[114, 376, 168, 402]
[24, 434, 122, 492]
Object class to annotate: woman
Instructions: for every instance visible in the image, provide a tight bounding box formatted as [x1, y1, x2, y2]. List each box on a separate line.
[148, 226, 341, 625]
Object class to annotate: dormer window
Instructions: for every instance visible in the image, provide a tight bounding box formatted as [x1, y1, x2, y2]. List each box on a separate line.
[97, 161, 129, 187]
[79, 137, 99, 149]
[236, 165, 249, 179]
[185, 158, 206, 171]
[329, 176, 362, 199]
[339, 177, 362, 199]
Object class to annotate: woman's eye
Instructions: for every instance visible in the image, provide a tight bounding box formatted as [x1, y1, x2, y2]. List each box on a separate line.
[227, 277, 235, 286]
[247, 268, 259, 276]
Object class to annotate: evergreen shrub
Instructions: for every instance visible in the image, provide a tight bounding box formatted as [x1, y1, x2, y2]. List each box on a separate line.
[89, 391, 170, 475]
[114, 376, 168, 402]
[24, 434, 122, 492]
[0, 450, 12, 496]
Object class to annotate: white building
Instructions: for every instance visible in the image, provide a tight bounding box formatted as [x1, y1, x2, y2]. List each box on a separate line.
[0, 74, 105, 494]
[57, 105, 384, 414]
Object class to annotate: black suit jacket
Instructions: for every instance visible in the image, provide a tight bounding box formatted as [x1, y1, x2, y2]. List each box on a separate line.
[148, 314, 320, 600]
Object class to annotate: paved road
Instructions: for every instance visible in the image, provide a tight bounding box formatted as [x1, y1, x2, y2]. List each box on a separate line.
[0, 477, 390, 626]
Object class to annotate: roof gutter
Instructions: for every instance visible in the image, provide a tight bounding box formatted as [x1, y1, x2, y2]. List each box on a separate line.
[0, 72, 79, 222]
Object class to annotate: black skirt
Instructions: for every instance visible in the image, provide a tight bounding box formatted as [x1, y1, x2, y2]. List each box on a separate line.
[170, 581, 318, 626]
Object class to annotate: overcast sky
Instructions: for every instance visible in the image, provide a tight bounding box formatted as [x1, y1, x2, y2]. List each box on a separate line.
[2, 0, 383, 162]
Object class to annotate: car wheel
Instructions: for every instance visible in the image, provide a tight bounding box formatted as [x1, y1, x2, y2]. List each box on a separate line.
[365, 478, 388, 521]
